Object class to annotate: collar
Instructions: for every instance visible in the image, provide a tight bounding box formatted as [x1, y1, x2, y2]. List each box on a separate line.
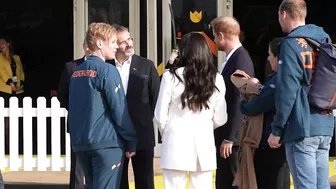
[115, 55, 132, 66]
[225, 43, 242, 62]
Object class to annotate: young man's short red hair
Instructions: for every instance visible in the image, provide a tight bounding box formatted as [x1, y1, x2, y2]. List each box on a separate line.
[85, 22, 116, 51]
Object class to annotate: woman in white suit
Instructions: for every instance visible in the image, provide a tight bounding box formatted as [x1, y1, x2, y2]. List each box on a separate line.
[154, 32, 228, 189]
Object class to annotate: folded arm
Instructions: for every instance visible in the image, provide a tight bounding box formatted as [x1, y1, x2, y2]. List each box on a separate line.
[240, 86, 275, 116]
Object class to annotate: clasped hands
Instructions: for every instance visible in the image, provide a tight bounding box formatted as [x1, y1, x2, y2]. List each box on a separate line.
[126, 151, 136, 158]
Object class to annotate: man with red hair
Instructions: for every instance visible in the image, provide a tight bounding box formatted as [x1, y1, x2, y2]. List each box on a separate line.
[68, 23, 137, 189]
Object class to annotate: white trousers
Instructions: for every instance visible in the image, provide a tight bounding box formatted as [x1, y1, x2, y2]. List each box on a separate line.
[162, 164, 213, 189]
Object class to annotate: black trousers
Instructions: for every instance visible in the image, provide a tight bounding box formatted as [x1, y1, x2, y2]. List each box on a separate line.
[215, 146, 239, 189]
[120, 148, 155, 189]
[69, 146, 85, 189]
[254, 146, 290, 189]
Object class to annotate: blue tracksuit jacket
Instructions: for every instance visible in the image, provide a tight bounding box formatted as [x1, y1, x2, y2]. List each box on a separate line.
[68, 55, 138, 152]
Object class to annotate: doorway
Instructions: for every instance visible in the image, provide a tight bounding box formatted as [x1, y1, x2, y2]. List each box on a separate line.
[0, 0, 73, 104]
[233, 0, 336, 156]
[0, 0, 73, 155]
[233, 0, 336, 83]
[155, 0, 230, 157]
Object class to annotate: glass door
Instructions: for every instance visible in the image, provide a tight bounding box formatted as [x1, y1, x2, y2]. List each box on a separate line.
[73, 0, 140, 59]
[154, 0, 232, 157]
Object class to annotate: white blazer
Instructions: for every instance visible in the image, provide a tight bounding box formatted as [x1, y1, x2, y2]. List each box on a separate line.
[154, 68, 228, 171]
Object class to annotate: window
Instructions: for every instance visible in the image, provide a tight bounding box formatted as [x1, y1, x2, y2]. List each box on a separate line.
[88, 0, 129, 27]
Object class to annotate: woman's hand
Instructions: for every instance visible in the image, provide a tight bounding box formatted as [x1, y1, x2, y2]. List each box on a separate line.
[10, 82, 17, 92]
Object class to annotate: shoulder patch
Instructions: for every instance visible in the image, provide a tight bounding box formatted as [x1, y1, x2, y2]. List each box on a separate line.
[296, 38, 308, 49]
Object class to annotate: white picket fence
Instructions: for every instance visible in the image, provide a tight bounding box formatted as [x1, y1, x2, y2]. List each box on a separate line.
[1, 97, 335, 171]
[0, 97, 70, 171]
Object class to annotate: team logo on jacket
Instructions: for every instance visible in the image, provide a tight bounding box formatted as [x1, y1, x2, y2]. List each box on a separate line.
[296, 38, 308, 49]
[72, 70, 97, 78]
[111, 162, 121, 170]
[190, 11, 202, 23]
[115, 84, 121, 93]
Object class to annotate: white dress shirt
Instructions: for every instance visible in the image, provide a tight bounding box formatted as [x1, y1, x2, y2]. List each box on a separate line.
[220, 43, 242, 73]
[115, 56, 132, 94]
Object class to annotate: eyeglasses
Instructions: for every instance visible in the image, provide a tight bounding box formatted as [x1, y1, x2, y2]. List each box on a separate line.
[118, 37, 134, 46]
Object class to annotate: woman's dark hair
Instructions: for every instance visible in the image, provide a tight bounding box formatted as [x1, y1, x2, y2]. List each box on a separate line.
[0, 36, 14, 57]
[269, 37, 283, 57]
[169, 32, 217, 112]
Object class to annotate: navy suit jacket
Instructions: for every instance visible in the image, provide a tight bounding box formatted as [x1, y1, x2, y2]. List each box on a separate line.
[215, 46, 255, 146]
[57, 57, 84, 132]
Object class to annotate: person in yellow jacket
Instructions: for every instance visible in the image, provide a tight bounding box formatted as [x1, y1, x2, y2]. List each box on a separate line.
[0, 37, 25, 106]
[0, 36, 25, 155]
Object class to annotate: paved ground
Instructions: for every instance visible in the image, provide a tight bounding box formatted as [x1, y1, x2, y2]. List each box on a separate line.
[3, 158, 162, 188]
[3, 158, 336, 189]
